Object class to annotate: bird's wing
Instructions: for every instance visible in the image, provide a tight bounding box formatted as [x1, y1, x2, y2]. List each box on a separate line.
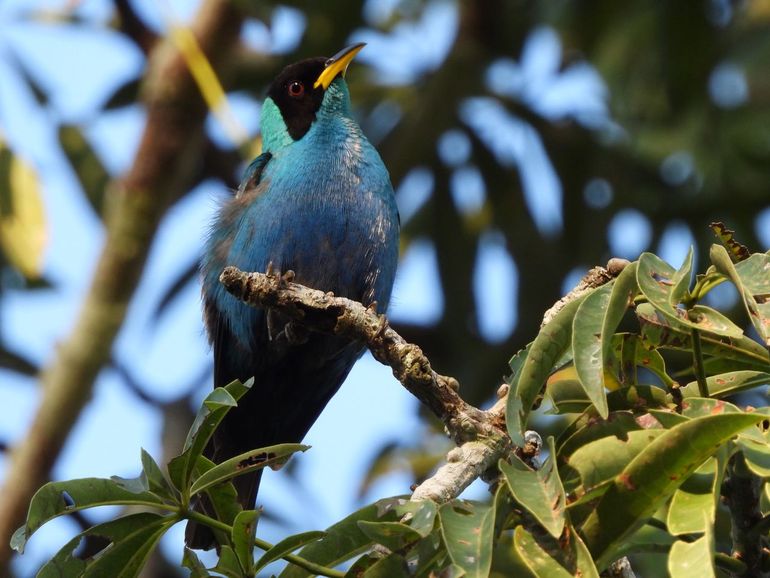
[237, 151, 272, 197]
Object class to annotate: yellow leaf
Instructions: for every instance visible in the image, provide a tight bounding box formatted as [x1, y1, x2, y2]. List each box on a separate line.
[0, 149, 47, 278]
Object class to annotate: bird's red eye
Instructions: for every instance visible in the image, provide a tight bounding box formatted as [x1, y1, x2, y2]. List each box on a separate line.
[288, 81, 304, 98]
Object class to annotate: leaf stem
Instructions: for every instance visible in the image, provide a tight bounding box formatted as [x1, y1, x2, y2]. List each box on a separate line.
[186, 511, 345, 578]
[690, 327, 709, 397]
[714, 552, 747, 574]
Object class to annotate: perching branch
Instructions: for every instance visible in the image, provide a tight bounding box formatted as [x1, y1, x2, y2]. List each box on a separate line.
[0, 1, 244, 569]
[219, 258, 626, 504]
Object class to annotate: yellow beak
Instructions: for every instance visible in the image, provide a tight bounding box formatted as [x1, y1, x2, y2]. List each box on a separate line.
[313, 43, 366, 90]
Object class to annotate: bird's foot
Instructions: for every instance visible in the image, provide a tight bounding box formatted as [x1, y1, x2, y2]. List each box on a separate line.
[373, 314, 389, 339]
[283, 320, 309, 345]
[278, 269, 295, 288]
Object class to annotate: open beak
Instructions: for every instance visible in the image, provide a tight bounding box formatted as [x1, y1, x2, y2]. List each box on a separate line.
[314, 43, 366, 90]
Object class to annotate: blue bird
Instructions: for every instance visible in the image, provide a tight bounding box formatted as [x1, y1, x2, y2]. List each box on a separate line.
[186, 44, 400, 549]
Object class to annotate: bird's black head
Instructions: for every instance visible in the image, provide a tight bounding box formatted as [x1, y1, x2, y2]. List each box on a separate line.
[266, 58, 327, 141]
[265, 43, 365, 141]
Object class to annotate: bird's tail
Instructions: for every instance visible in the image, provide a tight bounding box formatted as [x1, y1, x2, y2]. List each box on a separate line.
[184, 468, 263, 550]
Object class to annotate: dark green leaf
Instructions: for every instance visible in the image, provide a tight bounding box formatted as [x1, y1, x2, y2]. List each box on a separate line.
[211, 545, 243, 578]
[680, 370, 770, 398]
[561, 429, 667, 506]
[667, 449, 726, 535]
[357, 553, 410, 577]
[556, 411, 645, 462]
[573, 262, 638, 417]
[394, 499, 437, 537]
[189, 443, 308, 495]
[580, 412, 764, 569]
[141, 448, 176, 501]
[37, 512, 173, 578]
[357, 521, 422, 551]
[103, 77, 141, 109]
[182, 547, 212, 577]
[637, 303, 770, 371]
[510, 526, 573, 577]
[439, 500, 494, 578]
[279, 498, 403, 578]
[58, 125, 111, 217]
[737, 437, 770, 478]
[500, 438, 565, 538]
[711, 245, 770, 347]
[232, 509, 260, 574]
[512, 295, 589, 444]
[254, 530, 326, 574]
[169, 379, 252, 494]
[637, 252, 742, 337]
[612, 333, 673, 387]
[11, 478, 166, 553]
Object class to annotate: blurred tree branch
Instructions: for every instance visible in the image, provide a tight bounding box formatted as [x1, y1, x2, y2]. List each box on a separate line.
[0, 0, 244, 570]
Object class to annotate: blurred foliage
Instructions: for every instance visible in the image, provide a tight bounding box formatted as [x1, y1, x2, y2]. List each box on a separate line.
[2, 0, 770, 575]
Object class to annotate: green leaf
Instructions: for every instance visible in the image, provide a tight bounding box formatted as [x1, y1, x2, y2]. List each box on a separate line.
[510, 526, 573, 577]
[182, 547, 212, 577]
[680, 370, 770, 398]
[667, 449, 726, 535]
[680, 397, 741, 418]
[141, 448, 176, 501]
[612, 333, 673, 387]
[169, 379, 252, 493]
[58, 125, 111, 218]
[573, 531, 601, 578]
[572, 284, 613, 417]
[556, 411, 645, 462]
[637, 252, 743, 337]
[637, 303, 770, 371]
[357, 521, 422, 551]
[512, 295, 589, 443]
[737, 437, 770, 478]
[561, 429, 667, 506]
[573, 263, 638, 418]
[668, 524, 715, 578]
[189, 443, 308, 495]
[438, 500, 494, 578]
[232, 509, 259, 574]
[500, 438, 565, 538]
[37, 513, 173, 578]
[11, 478, 166, 553]
[357, 553, 410, 577]
[712, 246, 770, 347]
[254, 530, 326, 574]
[279, 498, 403, 578]
[212, 545, 243, 578]
[579, 412, 764, 569]
[190, 455, 242, 529]
[394, 499, 437, 537]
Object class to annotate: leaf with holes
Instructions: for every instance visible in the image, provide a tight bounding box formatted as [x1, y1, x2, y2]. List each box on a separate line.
[37, 513, 174, 578]
[637, 252, 742, 337]
[512, 295, 589, 443]
[580, 412, 763, 569]
[189, 443, 307, 495]
[711, 245, 770, 347]
[11, 478, 166, 554]
[439, 500, 495, 578]
[500, 438, 565, 538]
